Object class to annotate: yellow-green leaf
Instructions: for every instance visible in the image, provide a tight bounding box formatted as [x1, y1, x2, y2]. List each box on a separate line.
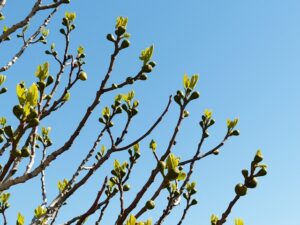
[0, 74, 6, 86]
[34, 205, 47, 219]
[166, 153, 179, 170]
[77, 45, 84, 55]
[235, 218, 244, 225]
[116, 16, 128, 29]
[17, 212, 25, 225]
[204, 109, 212, 119]
[211, 214, 219, 225]
[26, 83, 39, 106]
[183, 73, 189, 89]
[35, 62, 49, 81]
[139, 45, 154, 65]
[189, 74, 199, 89]
[16, 83, 27, 105]
[149, 139, 157, 151]
[65, 11, 76, 22]
[126, 214, 136, 225]
[62, 91, 71, 102]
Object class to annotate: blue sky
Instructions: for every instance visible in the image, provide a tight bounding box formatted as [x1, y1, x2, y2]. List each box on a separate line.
[1, 0, 299, 224]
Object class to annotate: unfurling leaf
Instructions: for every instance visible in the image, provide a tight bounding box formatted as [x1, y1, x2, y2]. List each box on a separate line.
[210, 214, 219, 225]
[235, 218, 244, 225]
[16, 83, 27, 105]
[35, 62, 50, 81]
[65, 11, 76, 22]
[139, 45, 154, 65]
[62, 91, 71, 102]
[34, 205, 47, 219]
[26, 84, 39, 106]
[116, 16, 128, 29]
[126, 214, 136, 225]
[0, 74, 6, 86]
[149, 139, 157, 151]
[17, 212, 25, 225]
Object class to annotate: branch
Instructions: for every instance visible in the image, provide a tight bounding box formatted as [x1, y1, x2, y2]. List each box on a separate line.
[40, 145, 48, 206]
[216, 195, 240, 225]
[115, 96, 172, 152]
[0, 6, 59, 72]
[75, 177, 107, 225]
[44, 97, 172, 223]
[0, 37, 121, 192]
[115, 104, 185, 225]
[179, 134, 229, 166]
[0, 0, 67, 42]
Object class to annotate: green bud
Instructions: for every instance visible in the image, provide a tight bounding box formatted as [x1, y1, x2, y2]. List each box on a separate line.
[131, 108, 138, 116]
[158, 161, 166, 174]
[142, 64, 153, 73]
[59, 28, 66, 35]
[183, 110, 189, 118]
[145, 200, 155, 210]
[149, 61, 156, 68]
[235, 183, 247, 196]
[28, 118, 40, 128]
[126, 77, 134, 84]
[230, 130, 240, 136]
[190, 199, 198, 205]
[241, 169, 248, 178]
[13, 105, 23, 119]
[203, 130, 209, 138]
[213, 149, 219, 155]
[183, 193, 188, 199]
[46, 76, 54, 86]
[190, 188, 197, 195]
[189, 91, 200, 101]
[4, 126, 13, 138]
[0, 87, 8, 94]
[139, 73, 148, 80]
[177, 90, 184, 98]
[112, 187, 119, 194]
[21, 147, 31, 157]
[120, 39, 130, 49]
[106, 34, 116, 42]
[174, 190, 181, 196]
[255, 167, 267, 177]
[208, 119, 215, 126]
[28, 108, 38, 120]
[245, 177, 258, 189]
[115, 107, 122, 114]
[115, 26, 126, 36]
[78, 71, 87, 81]
[253, 150, 263, 163]
[174, 95, 181, 105]
[11, 149, 22, 158]
[123, 184, 130, 192]
[0, 135, 4, 143]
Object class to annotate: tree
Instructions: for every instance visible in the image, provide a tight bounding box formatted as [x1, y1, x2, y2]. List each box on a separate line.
[0, 2, 267, 225]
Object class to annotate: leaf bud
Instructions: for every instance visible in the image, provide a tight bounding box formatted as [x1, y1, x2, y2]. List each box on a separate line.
[120, 39, 130, 49]
[106, 33, 116, 42]
[78, 71, 87, 81]
[145, 200, 155, 210]
[235, 183, 247, 196]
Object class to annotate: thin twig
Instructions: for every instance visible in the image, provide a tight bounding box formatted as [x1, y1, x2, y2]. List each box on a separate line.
[0, 7, 59, 72]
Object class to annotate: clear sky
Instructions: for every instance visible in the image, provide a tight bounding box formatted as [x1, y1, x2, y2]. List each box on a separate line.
[1, 0, 299, 224]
